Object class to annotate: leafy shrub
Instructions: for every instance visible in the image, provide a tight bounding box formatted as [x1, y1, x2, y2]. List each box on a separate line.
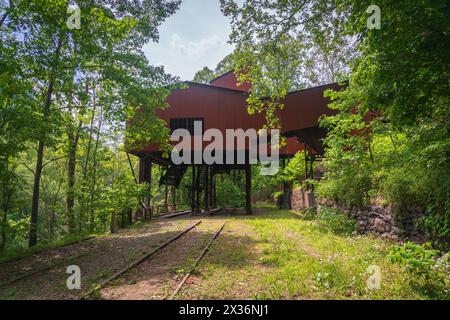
[316, 161, 372, 208]
[1, 216, 31, 252]
[315, 207, 357, 235]
[281, 152, 307, 182]
[388, 242, 450, 299]
[379, 157, 450, 250]
[388, 242, 438, 275]
[273, 191, 284, 208]
[419, 212, 450, 251]
[299, 207, 317, 220]
[216, 178, 245, 208]
[317, 127, 450, 248]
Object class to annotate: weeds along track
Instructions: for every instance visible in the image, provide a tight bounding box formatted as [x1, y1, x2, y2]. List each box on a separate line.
[0, 208, 191, 276]
[0, 219, 225, 299]
[0, 249, 94, 288]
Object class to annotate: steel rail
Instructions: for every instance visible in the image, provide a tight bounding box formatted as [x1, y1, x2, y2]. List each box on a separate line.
[0, 236, 96, 266]
[167, 221, 226, 300]
[80, 220, 202, 300]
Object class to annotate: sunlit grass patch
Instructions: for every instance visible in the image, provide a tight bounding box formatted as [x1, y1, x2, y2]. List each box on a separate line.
[243, 208, 427, 299]
[178, 207, 434, 300]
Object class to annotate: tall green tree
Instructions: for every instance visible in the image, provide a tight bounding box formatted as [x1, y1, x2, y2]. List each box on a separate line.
[192, 53, 236, 83]
[221, 0, 450, 246]
[320, 0, 450, 246]
[0, 0, 181, 248]
[220, 0, 354, 129]
[193, 66, 215, 84]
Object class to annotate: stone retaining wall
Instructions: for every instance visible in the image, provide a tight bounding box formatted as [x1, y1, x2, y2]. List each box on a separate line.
[291, 188, 316, 211]
[290, 188, 427, 242]
[318, 199, 427, 242]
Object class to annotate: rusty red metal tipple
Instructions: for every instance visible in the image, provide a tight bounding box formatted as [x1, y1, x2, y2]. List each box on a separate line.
[128, 71, 342, 217]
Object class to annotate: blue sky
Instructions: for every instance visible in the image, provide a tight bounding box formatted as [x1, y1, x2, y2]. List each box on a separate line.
[143, 0, 235, 81]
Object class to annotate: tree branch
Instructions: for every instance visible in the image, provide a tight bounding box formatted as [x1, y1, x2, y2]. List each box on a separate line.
[42, 156, 65, 169]
[0, 0, 13, 27]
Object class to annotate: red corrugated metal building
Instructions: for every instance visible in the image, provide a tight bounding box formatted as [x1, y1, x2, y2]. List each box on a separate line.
[129, 71, 340, 215]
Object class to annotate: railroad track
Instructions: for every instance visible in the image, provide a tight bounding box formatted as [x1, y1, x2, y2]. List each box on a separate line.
[80, 220, 202, 299]
[0, 249, 95, 288]
[0, 237, 99, 289]
[153, 209, 191, 219]
[0, 236, 96, 266]
[0, 220, 197, 293]
[0, 219, 226, 299]
[81, 220, 226, 300]
[0, 218, 197, 291]
[167, 221, 226, 299]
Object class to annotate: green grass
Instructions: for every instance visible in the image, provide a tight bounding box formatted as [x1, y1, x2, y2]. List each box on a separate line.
[180, 207, 438, 300]
[248, 209, 417, 299]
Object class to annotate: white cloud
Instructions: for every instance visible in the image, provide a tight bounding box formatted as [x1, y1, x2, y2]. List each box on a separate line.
[169, 33, 224, 59]
[143, 0, 235, 80]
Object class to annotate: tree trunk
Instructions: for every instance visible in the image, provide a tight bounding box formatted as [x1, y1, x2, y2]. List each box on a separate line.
[245, 164, 252, 215]
[1, 191, 11, 251]
[89, 104, 103, 232]
[164, 184, 168, 212]
[172, 186, 176, 211]
[65, 41, 82, 234]
[29, 37, 63, 247]
[66, 119, 81, 234]
[29, 140, 45, 247]
[211, 174, 216, 208]
[0, 161, 12, 251]
[204, 166, 209, 211]
[80, 86, 96, 231]
[195, 166, 201, 214]
[191, 165, 196, 214]
[110, 212, 117, 234]
[1, 211, 7, 251]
